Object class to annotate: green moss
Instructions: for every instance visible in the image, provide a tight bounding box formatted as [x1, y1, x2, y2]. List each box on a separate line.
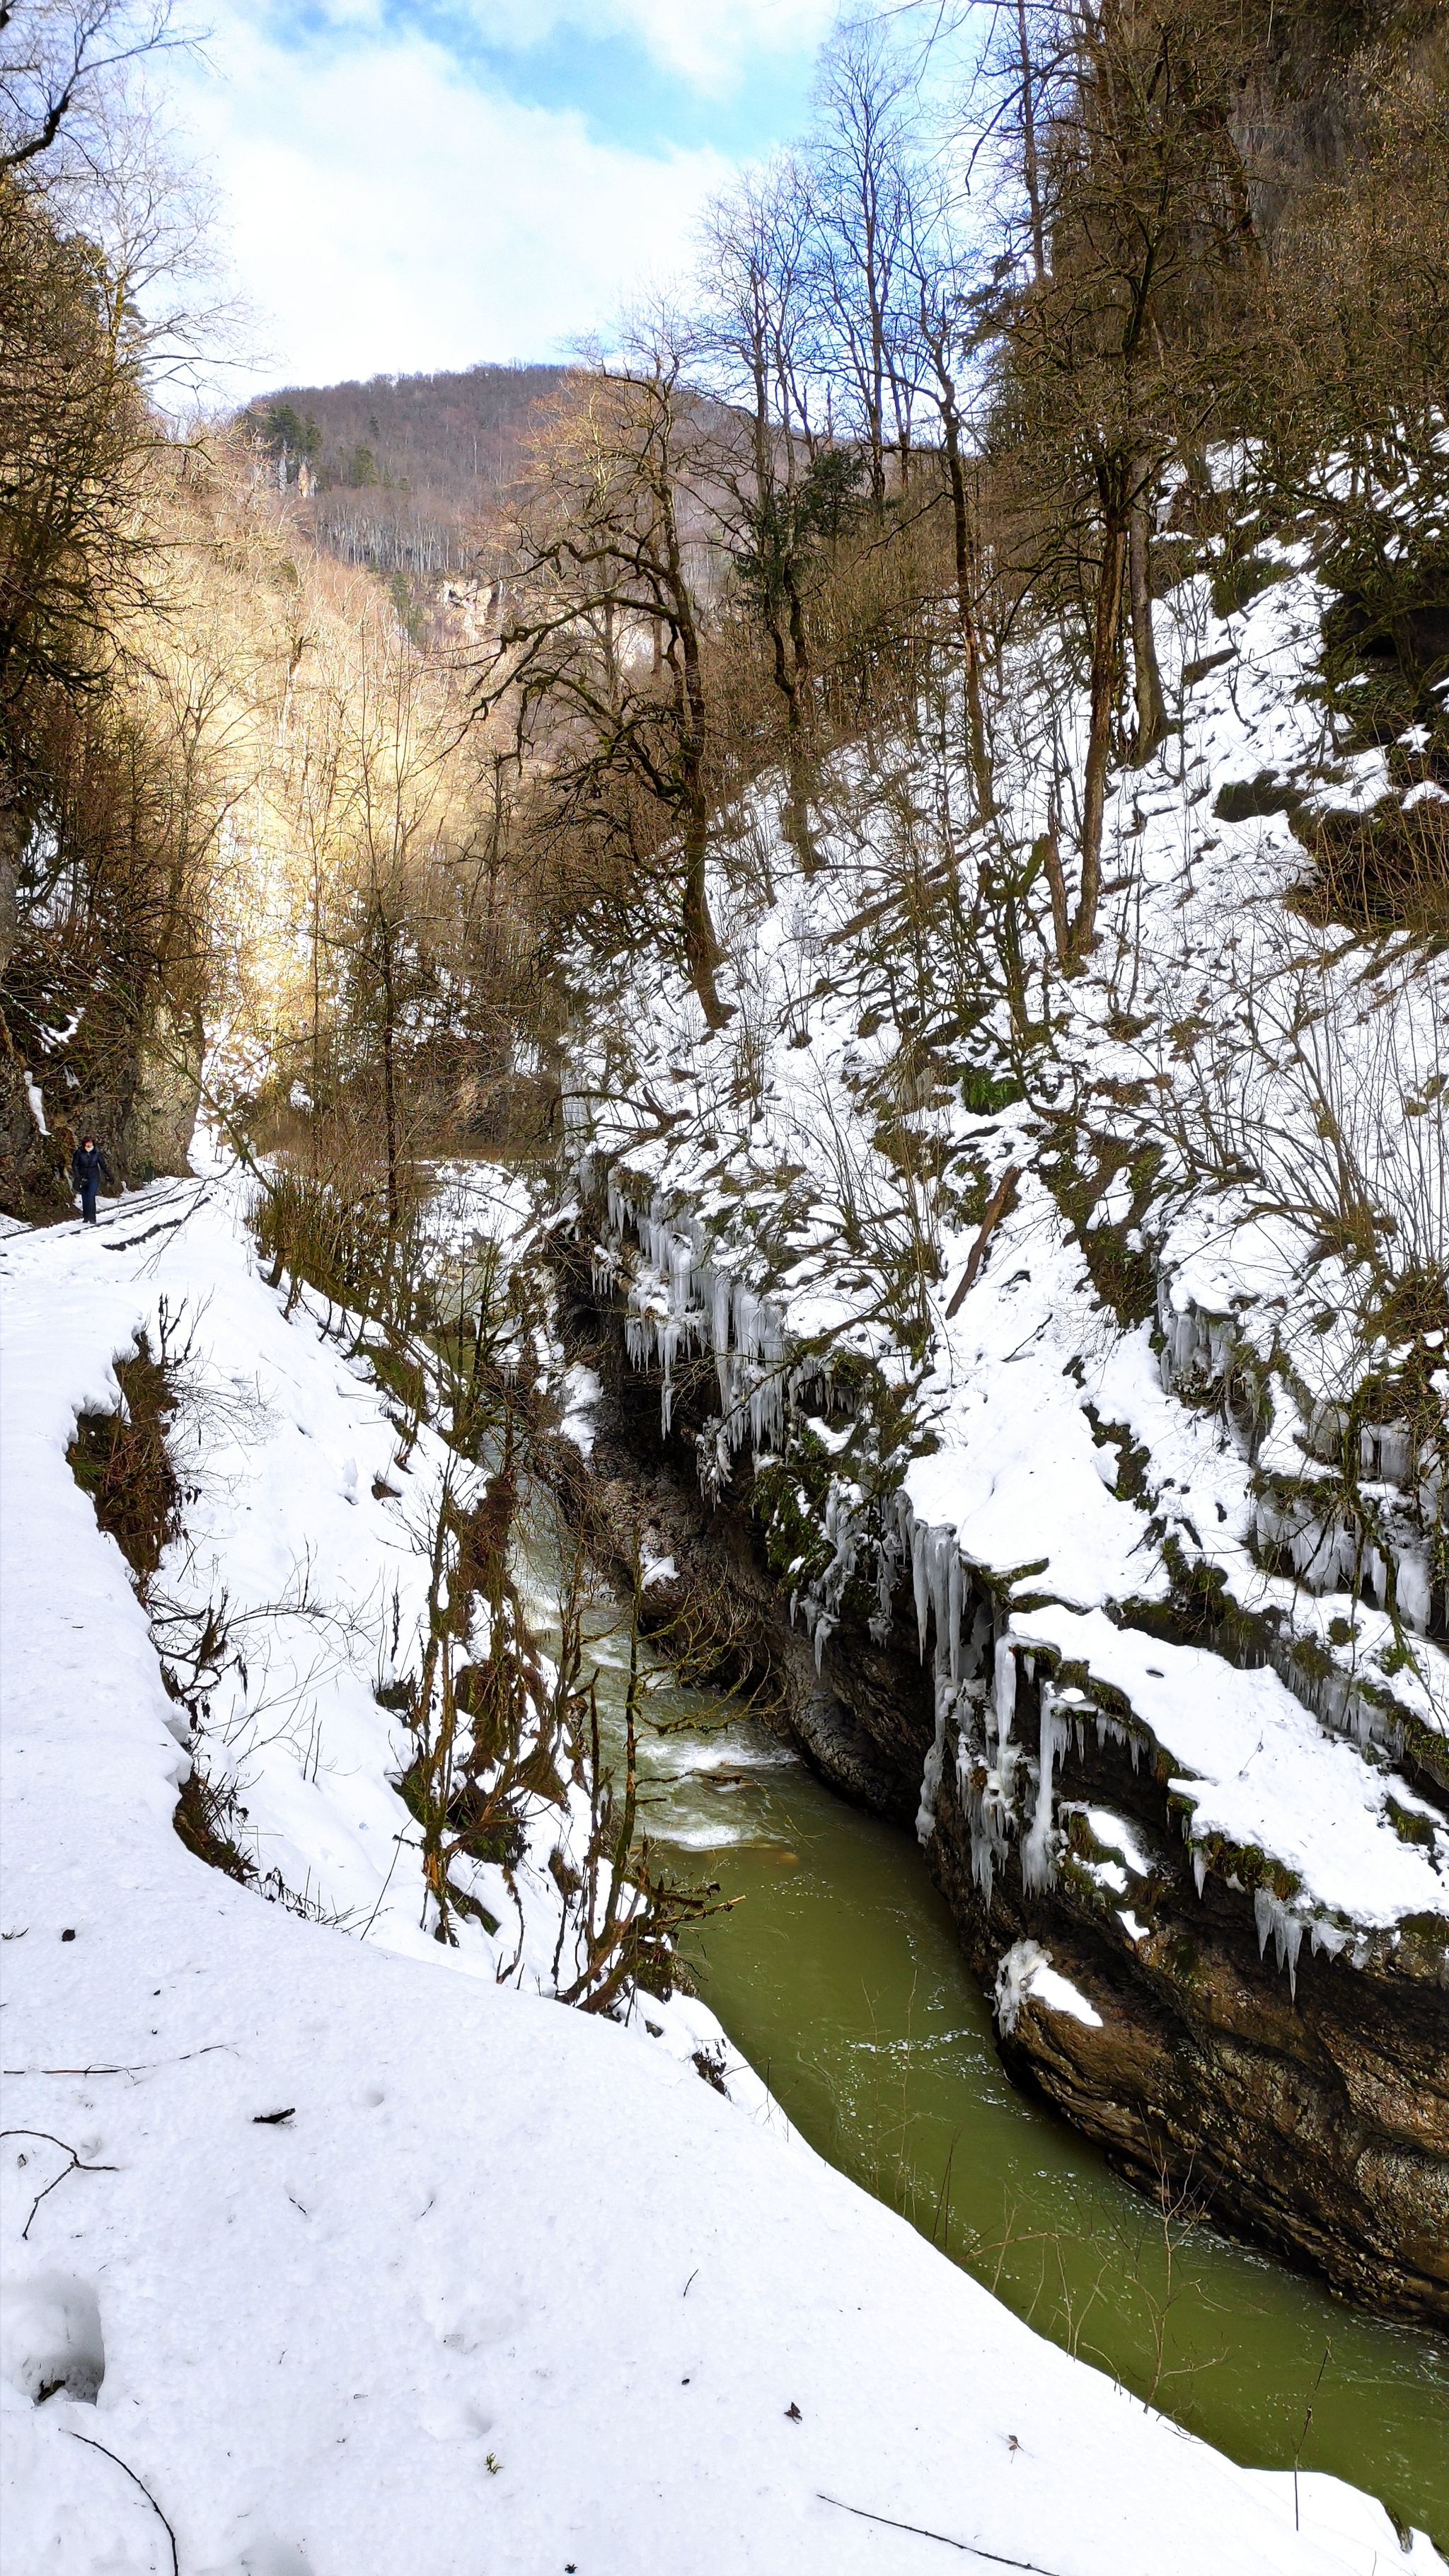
[1289, 1637, 1335, 1685]
[1083, 1407, 1152, 1503]
[1210, 553, 1293, 619]
[753, 1444, 836, 1595]
[1213, 772, 1301, 824]
[958, 1065, 1024, 1115]
[1384, 1798, 1436, 1848]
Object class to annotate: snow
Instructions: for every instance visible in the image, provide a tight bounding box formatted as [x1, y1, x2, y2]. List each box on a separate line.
[1008, 1603, 1448, 1935]
[558, 1359, 603, 1455]
[1029, 1961, 1104, 2026]
[4, 1175, 1445, 2571]
[1080, 1808, 1155, 1878]
[995, 1940, 1104, 2032]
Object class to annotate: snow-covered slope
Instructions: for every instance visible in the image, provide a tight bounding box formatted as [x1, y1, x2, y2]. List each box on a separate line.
[3, 1177, 1443, 2569]
[563, 528, 1448, 1986]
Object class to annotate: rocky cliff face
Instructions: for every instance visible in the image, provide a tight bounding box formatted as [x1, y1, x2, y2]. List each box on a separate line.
[565, 1266, 1448, 2328]
[0, 993, 202, 1218]
[1228, 0, 1447, 243]
[829, 1586, 1449, 2328]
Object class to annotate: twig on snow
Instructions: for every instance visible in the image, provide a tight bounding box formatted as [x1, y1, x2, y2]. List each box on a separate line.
[945, 1163, 1022, 1317]
[62, 2430, 179, 2576]
[0, 2129, 117, 2239]
[2, 2043, 236, 2079]
[817, 2493, 1071, 2571]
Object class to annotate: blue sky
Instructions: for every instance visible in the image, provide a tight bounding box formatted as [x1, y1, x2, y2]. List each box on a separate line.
[392, 1, 823, 156]
[178, 0, 841, 395]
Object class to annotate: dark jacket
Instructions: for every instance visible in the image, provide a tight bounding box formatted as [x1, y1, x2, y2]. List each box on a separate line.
[71, 1143, 112, 1195]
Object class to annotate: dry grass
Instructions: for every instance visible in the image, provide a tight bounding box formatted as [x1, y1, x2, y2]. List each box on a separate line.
[66, 1334, 181, 1590]
[1290, 796, 1449, 940]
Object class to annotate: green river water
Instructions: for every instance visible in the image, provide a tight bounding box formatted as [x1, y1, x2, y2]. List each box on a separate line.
[528, 1580, 1449, 2539]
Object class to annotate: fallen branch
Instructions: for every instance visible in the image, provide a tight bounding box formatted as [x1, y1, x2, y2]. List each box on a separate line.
[3, 2042, 237, 2079]
[62, 2431, 179, 2576]
[945, 1163, 1022, 1317]
[0, 2128, 117, 2240]
[818, 2493, 1068, 2571]
[103, 1214, 196, 1252]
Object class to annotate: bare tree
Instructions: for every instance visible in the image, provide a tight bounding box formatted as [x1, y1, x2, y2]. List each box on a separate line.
[995, 0, 1262, 964]
[698, 165, 818, 743]
[0, 0, 183, 176]
[480, 319, 730, 1027]
[809, 21, 919, 517]
[896, 158, 999, 820]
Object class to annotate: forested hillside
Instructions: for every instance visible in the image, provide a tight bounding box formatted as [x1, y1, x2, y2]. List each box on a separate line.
[241, 361, 566, 579]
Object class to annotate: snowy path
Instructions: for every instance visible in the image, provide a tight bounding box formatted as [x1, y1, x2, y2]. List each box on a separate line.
[1, 1180, 1441, 2574]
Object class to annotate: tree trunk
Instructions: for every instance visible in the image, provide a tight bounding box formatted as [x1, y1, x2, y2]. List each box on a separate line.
[664, 479, 729, 1027]
[1016, 0, 1048, 287]
[379, 920, 400, 1226]
[1075, 512, 1128, 966]
[0, 778, 21, 988]
[1036, 829, 1071, 970]
[942, 419, 995, 822]
[1128, 463, 1167, 764]
[681, 795, 727, 1027]
[781, 742, 820, 879]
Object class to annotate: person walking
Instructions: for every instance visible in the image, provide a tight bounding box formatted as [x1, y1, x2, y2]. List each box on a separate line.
[70, 1134, 113, 1225]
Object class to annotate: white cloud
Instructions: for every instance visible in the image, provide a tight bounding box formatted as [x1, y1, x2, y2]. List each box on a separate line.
[481, 0, 838, 93]
[175, 17, 741, 395]
[249, 0, 838, 97]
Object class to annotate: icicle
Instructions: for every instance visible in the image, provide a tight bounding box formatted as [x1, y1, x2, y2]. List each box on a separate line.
[928, 1530, 953, 1671]
[1021, 1684, 1066, 1894]
[994, 1939, 1049, 2038]
[913, 1521, 930, 1660]
[1191, 1847, 1206, 1898]
[916, 1674, 950, 1846]
[993, 1634, 1017, 1750]
[1395, 1544, 1431, 1636]
[667, 1232, 695, 1315]
[1252, 1885, 1304, 2002]
[872, 1518, 903, 1646]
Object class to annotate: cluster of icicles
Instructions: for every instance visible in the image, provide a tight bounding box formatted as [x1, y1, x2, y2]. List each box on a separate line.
[588, 1171, 816, 1491]
[904, 1500, 1124, 1914]
[577, 1150, 879, 1666]
[582, 1150, 1356, 2004]
[901, 1496, 1353, 1998]
[1158, 1282, 1441, 1763]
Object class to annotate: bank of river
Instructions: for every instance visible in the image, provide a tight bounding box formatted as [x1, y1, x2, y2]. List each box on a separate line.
[530, 1573, 1449, 2539]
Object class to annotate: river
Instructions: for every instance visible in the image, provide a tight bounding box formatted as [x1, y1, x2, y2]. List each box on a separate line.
[524, 1568, 1449, 2539]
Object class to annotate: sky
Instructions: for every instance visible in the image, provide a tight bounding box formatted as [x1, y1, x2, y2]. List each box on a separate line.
[171, 0, 845, 398]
